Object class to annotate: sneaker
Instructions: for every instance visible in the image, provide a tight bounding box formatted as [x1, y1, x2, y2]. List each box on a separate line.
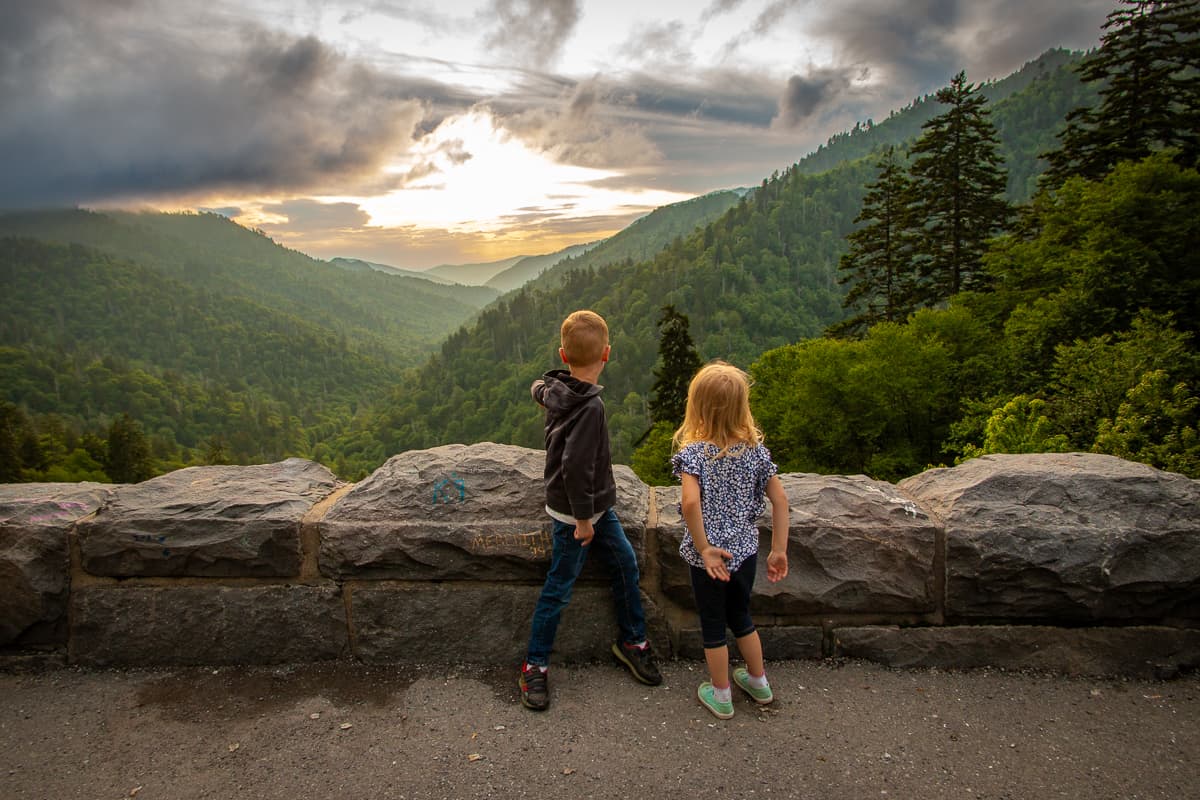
[612, 641, 663, 686]
[697, 682, 734, 719]
[519, 664, 549, 711]
[732, 666, 774, 705]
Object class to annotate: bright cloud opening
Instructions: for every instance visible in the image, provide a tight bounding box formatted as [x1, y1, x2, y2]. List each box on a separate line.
[330, 110, 692, 235]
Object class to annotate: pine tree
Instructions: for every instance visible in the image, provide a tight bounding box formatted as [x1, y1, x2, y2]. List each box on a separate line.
[1043, 0, 1200, 186]
[648, 305, 702, 426]
[105, 413, 154, 483]
[908, 72, 1012, 304]
[831, 146, 918, 337]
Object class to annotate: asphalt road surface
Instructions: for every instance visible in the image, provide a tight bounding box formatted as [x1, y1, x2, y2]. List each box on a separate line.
[2, 658, 1197, 799]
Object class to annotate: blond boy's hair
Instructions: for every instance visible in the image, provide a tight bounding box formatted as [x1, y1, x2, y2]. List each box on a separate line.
[560, 310, 609, 366]
[673, 361, 763, 456]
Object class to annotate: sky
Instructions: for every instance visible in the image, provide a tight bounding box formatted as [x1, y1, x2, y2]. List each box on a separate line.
[1, 0, 1113, 269]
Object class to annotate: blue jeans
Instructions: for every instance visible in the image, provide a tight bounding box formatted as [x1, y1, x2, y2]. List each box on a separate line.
[525, 508, 647, 667]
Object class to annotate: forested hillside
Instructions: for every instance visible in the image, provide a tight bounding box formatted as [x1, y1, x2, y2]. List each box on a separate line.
[0, 210, 493, 481]
[0, 210, 490, 356]
[743, 0, 1200, 482]
[486, 242, 599, 293]
[527, 189, 746, 291]
[351, 47, 1102, 467]
[796, 48, 1097, 201]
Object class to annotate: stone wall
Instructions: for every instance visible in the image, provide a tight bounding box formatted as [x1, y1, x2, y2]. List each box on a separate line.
[2, 445, 1198, 677]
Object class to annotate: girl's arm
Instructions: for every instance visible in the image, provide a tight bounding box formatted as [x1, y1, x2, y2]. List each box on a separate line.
[764, 475, 789, 582]
[681, 473, 732, 581]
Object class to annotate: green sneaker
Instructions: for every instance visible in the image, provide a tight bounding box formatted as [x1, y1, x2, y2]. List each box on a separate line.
[696, 682, 734, 719]
[732, 667, 774, 705]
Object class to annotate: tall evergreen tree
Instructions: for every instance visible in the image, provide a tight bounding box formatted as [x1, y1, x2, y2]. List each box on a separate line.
[908, 72, 1012, 305]
[105, 414, 154, 483]
[831, 146, 917, 337]
[648, 305, 702, 426]
[1043, 0, 1200, 186]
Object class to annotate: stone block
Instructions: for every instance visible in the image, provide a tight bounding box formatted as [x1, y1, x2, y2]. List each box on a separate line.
[77, 459, 341, 578]
[655, 473, 938, 615]
[320, 443, 649, 581]
[70, 583, 347, 666]
[349, 582, 669, 664]
[900, 453, 1200, 622]
[833, 624, 1200, 678]
[0, 483, 110, 646]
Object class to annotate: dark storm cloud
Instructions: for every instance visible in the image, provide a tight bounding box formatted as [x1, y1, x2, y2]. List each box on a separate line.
[483, 0, 582, 70]
[0, 1, 430, 208]
[774, 68, 855, 129]
[808, 0, 1110, 90]
[806, 0, 962, 90]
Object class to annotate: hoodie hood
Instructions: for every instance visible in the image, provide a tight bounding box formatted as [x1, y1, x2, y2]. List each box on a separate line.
[539, 369, 603, 413]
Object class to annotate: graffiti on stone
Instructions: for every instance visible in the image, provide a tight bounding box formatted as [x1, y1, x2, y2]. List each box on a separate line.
[432, 473, 467, 505]
[132, 533, 171, 557]
[469, 530, 552, 559]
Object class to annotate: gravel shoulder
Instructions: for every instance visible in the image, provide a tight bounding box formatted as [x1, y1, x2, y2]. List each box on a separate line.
[2, 658, 1198, 800]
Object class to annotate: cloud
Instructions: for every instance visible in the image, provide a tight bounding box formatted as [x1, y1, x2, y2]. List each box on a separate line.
[700, 0, 748, 22]
[0, 1, 428, 208]
[773, 68, 856, 130]
[807, 0, 1108, 91]
[717, 0, 804, 59]
[616, 21, 694, 67]
[261, 199, 371, 231]
[483, 0, 582, 71]
[496, 77, 664, 169]
[199, 206, 244, 219]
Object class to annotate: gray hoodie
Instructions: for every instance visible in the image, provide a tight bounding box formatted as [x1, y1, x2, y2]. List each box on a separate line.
[531, 369, 617, 521]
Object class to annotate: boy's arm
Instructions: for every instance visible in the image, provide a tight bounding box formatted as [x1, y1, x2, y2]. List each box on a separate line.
[681, 474, 732, 581]
[764, 475, 789, 582]
[531, 379, 546, 407]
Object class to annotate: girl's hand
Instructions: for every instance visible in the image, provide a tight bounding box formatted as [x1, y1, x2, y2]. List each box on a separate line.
[766, 550, 788, 582]
[701, 546, 733, 581]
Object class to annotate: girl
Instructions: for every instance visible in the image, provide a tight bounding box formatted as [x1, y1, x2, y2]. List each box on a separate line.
[671, 361, 789, 719]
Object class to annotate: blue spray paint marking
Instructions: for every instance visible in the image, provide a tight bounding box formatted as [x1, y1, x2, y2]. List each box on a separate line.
[432, 473, 467, 504]
[133, 533, 171, 557]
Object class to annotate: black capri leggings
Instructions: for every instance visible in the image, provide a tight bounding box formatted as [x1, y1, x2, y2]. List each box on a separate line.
[689, 553, 758, 649]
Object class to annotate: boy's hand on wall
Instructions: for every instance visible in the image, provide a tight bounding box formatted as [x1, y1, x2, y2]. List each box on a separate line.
[573, 518, 594, 547]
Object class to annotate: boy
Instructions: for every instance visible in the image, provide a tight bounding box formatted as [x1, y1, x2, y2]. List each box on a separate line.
[520, 309, 662, 711]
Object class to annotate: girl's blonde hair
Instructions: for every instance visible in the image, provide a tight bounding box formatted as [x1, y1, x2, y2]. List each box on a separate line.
[672, 361, 762, 456]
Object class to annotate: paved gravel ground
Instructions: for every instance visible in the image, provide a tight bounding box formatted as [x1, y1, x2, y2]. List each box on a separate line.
[2, 658, 1197, 800]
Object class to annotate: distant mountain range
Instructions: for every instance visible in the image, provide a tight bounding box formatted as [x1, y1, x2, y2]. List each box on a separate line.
[335, 240, 602, 293]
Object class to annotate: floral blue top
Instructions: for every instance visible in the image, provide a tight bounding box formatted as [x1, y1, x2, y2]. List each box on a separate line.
[671, 441, 777, 572]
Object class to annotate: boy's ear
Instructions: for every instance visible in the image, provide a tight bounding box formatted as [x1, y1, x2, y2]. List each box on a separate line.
[601, 344, 611, 363]
[559, 347, 569, 364]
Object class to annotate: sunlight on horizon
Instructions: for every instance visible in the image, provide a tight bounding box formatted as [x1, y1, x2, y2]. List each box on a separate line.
[326, 109, 692, 235]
